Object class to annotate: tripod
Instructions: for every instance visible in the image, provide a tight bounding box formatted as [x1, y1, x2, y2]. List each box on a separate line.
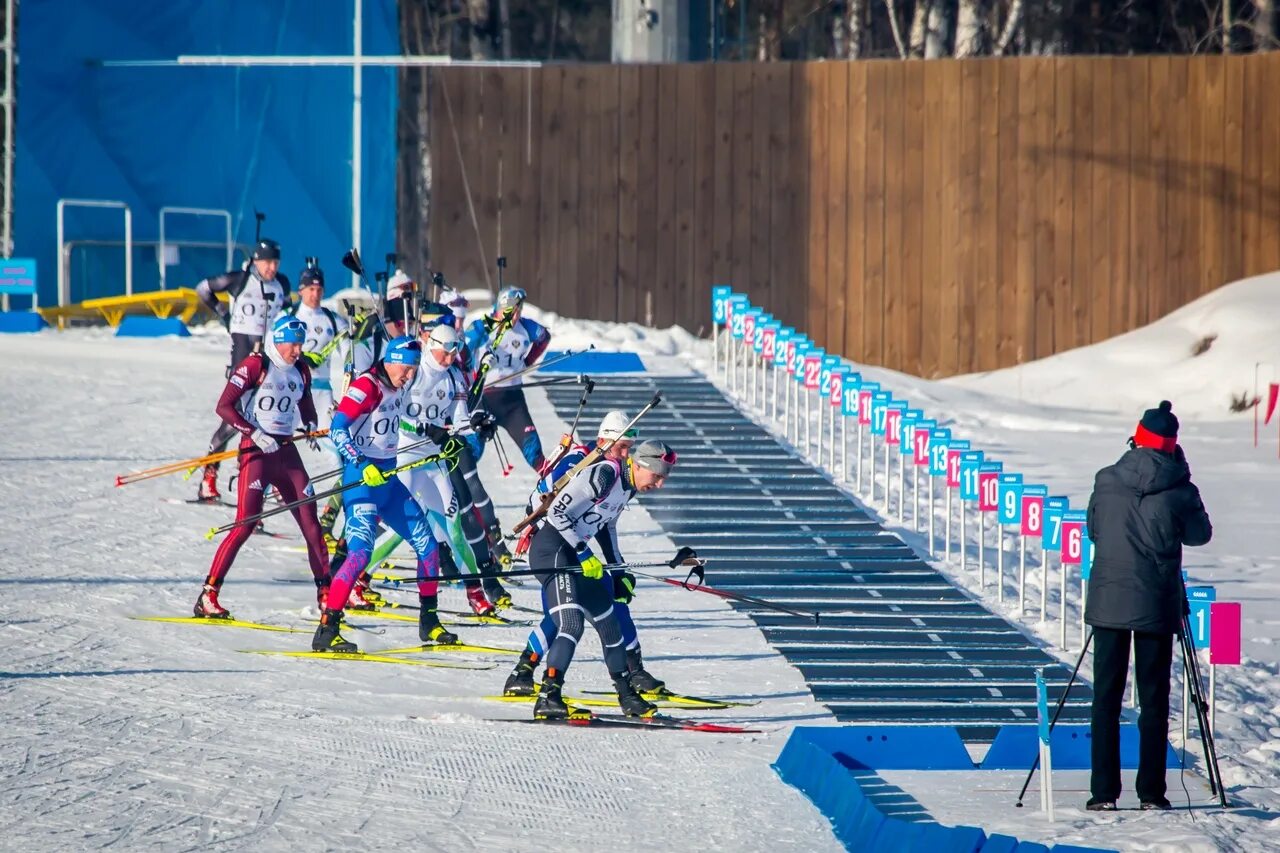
[1016, 611, 1228, 808]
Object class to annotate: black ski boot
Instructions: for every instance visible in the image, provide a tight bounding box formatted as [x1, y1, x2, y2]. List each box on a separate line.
[613, 672, 658, 718]
[533, 670, 572, 720]
[626, 647, 666, 695]
[312, 608, 357, 653]
[503, 649, 540, 696]
[418, 595, 459, 645]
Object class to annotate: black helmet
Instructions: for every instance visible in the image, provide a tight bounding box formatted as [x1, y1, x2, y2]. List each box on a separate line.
[251, 238, 281, 261]
[300, 257, 324, 288]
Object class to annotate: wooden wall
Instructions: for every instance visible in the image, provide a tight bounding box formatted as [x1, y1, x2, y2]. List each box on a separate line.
[420, 55, 1280, 377]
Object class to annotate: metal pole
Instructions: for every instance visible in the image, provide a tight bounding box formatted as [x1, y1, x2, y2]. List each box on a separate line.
[1, 0, 11, 258]
[1018, 536, 1026, 615]
[882, 441, 891, 515]
[944, 488, 952, 560]
[912, 465, 920, 529]
[827, 401, 834, 473]
[928, 476, 936, 555]
[712, 321, 719, 374]
[1040, 548, 1048, 621]
[960, 503, 967, 573]
[351, 0, 363, 279]
[978, 511, 985, 585]
[1181, 671, 1189, 745]
[817, 389, 825, 466]
[123, 206, 133, 297]
[805, 389, 812, 456]
[897, 454, 905, 522]
[997, 526, 1005, 602]
[1080, 577, 1087, 647]
[840, 414, 848, 484]
[856, 420, 864, 494]
[1060, 562, 1069, 650]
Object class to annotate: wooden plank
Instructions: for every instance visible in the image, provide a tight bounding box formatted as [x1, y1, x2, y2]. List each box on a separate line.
[1106, 59, 1131, 342]
[653, 66, 680, 328]
[1240, 55, 1265, 283]
[825, 62, 850, 359]
[633, 65, 660, 325]
[1126, 59, 1152, 332]
[862, 61, 888, 367]
[477, 68, 503, 290]
[955, 60, 981, 373]
[535, 68, 564, 306]
[493, 69, 523, 279]
[995, 59, 1020, 368]
[766, 64, 798, 332]
[1262, 54, 1280, 274]
[711, 65, 736, 289]
[901, 60, 926, 376]
[1087, 57, 1113, 347]
[748, 63, 773, 317]
[1013, 59, 1038, 367]
[428, 70, 460, 278]
[844, 61, 868, 367]
[787, 64, 809, 333]
[1196, 56, 1225, 304]
[919, 61, 945, 377]
[616, 67, 641, 323]
[596, 66, 620, 323]
[557, 68, 585, 317]
[1050, 57, 1074, 359]
[671, 63, 699, 331]
[691, 64, 716, 333]
[1145, 55, 1170, 324]
[881, 61, 905, 372]
[975, 58, 1001, 371]
[1167, 58, 1193, 314]
[805, 62, 829, 347]
[1069, 58, 1093, 350]
[516, 69, 543, 297]
[1222, 55, 1245, 289]
[730, 63, 755, 307]
[574, 68, 599, 323]
[1031, 59, 1056, 361]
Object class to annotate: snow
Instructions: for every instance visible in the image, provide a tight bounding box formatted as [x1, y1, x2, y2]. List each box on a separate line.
[0, 326, 839, 851]
[4, 271, 1280, 850]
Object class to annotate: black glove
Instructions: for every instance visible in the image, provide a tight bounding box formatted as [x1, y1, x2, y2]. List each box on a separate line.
[416, 422, 451, 444]
[470, 410, 497, 441]
[302, 351, 325, 368]
[613, 571, 636, 604]
[303, 422, 321, 452]
[669, 546, 699, 568]
[218, 306, 231, 331]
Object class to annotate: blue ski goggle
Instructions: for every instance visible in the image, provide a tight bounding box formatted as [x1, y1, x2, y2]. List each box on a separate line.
[272, 317, 307, 344]
[429, 337, 462, 354]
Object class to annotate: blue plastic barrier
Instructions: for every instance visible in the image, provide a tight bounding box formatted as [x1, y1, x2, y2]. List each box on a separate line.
[539, 350, 645, 373]
[776, 727, 1119, 852]
[981, 724, 1176, 771]
[0, 311, 48, 333]
[115, 316, 190, 338]
[792, 726, 974, 771]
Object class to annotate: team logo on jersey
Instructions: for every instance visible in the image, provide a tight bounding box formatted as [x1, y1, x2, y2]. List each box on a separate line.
[230, 374, 245, 388]
[288, 381, 297, 392]
[436, 388, 446, 399]
[248, 479, 263, 491]
[349, 386, 367, 403]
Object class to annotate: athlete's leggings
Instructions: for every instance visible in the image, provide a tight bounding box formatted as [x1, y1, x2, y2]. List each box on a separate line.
[206, 442, 328, 586]
[530, 527, 627, 678]
[481, 386, 544, 471]
[526, 569, 639, 657]
[325, 460, 440, 609]
[400, 457, 480, 574]
[208, 333, 261, 455]
[450, 446, 497, 563]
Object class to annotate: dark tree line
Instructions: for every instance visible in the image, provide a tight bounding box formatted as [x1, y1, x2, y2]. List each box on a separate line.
[399, 0, 1278, 62]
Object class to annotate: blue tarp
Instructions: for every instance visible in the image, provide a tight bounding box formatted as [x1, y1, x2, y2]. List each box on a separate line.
[16, 0, 398, 307]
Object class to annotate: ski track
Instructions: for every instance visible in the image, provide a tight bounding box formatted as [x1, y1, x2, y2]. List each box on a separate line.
[0, 330, 840, 852]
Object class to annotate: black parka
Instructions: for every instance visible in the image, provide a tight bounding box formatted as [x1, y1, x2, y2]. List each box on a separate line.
[1084, 445, 1213, 635]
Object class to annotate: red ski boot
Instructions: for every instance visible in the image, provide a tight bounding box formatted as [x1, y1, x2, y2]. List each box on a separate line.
[197, 463, 221, 503]
[193, 583, 230, 619]
[466, 584, 496, 617]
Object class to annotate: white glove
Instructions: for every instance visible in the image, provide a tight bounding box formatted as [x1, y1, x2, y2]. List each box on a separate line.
[251, 429, 279, 454]
[480, 351, 498, 370]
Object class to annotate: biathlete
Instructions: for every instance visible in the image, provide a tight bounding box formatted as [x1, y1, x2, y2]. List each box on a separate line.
[312, 335, 460, 653]
[504, 411, 670, 697]
[195, 238, 292, 502]
[194, 315, 329, 618]
[465, 286, 551, 473]
[287, 259, 345, 452]
[526, 439, 681, 720]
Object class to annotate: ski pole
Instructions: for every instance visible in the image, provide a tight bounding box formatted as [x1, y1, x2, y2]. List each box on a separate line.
[115, 430, 330, 487]
[512, 392, 662, 535]
[1015, 629, 1093, 808]
[204, 440, 463, 540]
[306, 431, 464, 486]
[491, 430, 515, 477]
[518, 375, 592, 390]
[627, 568, 823, 623]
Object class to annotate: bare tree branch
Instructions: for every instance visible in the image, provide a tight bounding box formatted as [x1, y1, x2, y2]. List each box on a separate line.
[884, 0, 909, 58]
[994, 0, 1025, 55]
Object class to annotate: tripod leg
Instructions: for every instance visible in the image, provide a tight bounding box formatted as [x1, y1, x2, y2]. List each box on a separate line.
[1016, 629, 1095, 806]
[1179, 622, 1228, 806]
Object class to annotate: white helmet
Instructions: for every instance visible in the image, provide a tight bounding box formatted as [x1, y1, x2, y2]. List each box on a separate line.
[426, 323, 461, 353]
[440, 287, 469, 320]
[387, 269, 415, 301]
[598, 410, 638, 442]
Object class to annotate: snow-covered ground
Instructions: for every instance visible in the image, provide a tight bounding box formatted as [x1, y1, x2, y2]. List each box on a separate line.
[0, 324, 840, 851]
[3, 272, 1280, 851]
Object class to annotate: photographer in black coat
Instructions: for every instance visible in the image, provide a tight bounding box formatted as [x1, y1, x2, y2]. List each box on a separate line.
[1084, 400, 1212, 811]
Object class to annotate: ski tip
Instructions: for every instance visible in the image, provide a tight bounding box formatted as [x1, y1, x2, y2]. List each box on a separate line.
[204, 528, 217, 541]
[114, 476, 124, 487]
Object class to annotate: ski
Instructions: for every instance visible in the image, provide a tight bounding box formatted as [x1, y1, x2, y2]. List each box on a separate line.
[166, 497, 237, 509]
[341, 607, 531, 627]
[484, 693, 733, 711]
[130, 615, 308, 634]
[377, 642, 521, 656]
[581, 688, 759, 709]
[514, 712, 762, 734]
[238, 649, 496, 670]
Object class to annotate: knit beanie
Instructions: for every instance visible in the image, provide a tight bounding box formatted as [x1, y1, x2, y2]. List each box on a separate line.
[1133, 400, 1179, 453]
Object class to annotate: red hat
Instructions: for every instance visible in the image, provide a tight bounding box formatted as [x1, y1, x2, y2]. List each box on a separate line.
[1133, 400, 1178, 453]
